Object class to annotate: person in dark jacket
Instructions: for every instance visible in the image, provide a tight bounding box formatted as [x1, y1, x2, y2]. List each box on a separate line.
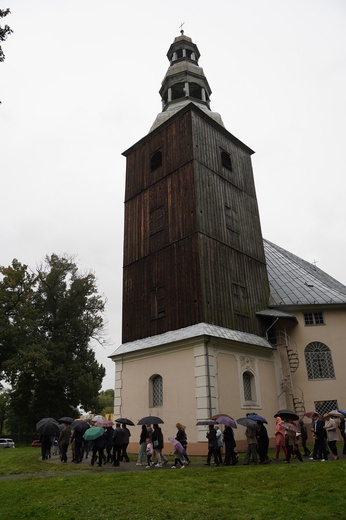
[71, 428, 84, 463]
[310, 413, 328, 461]
[120, 424, 131, 462]
[223, 425, 237, 465]
[40, 434, 52, 461]
[298, 419, 311, 456]
[112, 423, 124, 467]
[256, 422, 270, 464]
[136, 425, 148, 465]
[90, 430, 106, 467]
[205, 424, 219, 466]
[58, 424, 71, 463]
[105, 426, 114, 463]
[151, 424, 167, 467]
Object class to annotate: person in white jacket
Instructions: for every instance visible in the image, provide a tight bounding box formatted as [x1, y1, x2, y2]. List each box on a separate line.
[324, 413, 339, 460]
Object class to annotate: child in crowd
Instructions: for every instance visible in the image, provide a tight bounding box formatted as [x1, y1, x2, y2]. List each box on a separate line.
[146, 438, 154, 468]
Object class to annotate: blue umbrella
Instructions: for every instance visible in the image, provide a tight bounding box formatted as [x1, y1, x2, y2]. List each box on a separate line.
[246, 413, 268, 424]
[338, 409, 346, 416]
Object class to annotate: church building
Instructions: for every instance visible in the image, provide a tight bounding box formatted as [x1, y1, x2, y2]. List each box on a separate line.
[110, 31, 346, 453]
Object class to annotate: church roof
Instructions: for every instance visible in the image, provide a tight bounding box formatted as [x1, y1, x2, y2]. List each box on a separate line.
[264, 238, 346, 307]
[110, 322, 273, 358]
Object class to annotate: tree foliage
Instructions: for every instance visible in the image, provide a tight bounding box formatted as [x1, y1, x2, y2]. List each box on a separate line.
[95, 388, 114, 416]
[0, 255, 106, 434]
[0, 8, 13, 62]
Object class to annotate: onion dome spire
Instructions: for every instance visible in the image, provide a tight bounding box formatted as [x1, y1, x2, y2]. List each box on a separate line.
[150, 32, 224, 132]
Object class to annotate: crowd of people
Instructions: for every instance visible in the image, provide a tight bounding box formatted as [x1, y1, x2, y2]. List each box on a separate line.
[39, 412, 346, 468]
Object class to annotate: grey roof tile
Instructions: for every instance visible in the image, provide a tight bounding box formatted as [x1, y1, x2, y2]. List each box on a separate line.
[110, 322, 273, 358]
[264, 239, 346, 306]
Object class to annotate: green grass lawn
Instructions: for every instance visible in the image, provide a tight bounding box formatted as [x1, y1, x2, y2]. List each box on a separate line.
[0, 448, 345, 520]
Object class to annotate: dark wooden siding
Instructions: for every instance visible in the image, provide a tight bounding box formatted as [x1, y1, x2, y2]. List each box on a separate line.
[122, 106, 270, 343]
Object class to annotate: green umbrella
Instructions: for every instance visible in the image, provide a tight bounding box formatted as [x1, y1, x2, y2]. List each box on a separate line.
[83, 426, 104, 441]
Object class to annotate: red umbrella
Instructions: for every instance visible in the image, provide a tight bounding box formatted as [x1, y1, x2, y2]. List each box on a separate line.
[305, 412, 316, 419]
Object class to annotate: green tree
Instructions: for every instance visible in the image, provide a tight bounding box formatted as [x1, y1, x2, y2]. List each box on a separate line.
[0, 8, 13, 62]
[0, 255, 106, 434]
[96, 388, 114, 416]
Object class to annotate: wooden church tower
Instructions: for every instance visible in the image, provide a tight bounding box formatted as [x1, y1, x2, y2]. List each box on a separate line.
[122, 31, 270, 344]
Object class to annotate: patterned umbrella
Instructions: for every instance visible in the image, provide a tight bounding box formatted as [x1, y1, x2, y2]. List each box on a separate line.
[94, 420, 114, 428]
[281, 421, 298, 432]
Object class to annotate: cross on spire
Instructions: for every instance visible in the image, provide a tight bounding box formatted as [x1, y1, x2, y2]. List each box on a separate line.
[179, 22, 185, 34]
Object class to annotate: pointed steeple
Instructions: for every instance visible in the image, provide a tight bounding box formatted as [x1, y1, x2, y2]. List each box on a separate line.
[150, 31, 224, 132]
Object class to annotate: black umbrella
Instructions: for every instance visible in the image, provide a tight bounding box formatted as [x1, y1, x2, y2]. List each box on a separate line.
[196, 420, 217, 426]
[71, 419, 91, 433]
[58, 416, 74, 424]
[36, 417, 60, 435]
[114, 418, 135, 426]
[274, 409, 299, 421]
[137, 415, 164, 425]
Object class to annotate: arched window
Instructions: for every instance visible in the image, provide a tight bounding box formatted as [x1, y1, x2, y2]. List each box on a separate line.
[151, 375, 163, 407]
[305, 342, 335, 380]
[243, 371, 254, 401]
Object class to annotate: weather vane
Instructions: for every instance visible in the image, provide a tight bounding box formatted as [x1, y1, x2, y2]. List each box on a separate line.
[179, 22, 185, 34]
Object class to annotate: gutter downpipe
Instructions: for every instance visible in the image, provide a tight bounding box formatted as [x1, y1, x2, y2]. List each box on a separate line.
[205, 336, 213, 418]
[265, 318, 279, 344]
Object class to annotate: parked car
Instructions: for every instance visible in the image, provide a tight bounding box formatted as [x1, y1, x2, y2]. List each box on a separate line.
[31, 440, 42, 447]
[0, 438, 15, 448]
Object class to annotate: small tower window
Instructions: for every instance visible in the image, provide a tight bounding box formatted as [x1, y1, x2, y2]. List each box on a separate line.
[171, 83, 185, 100]
[150, 151, 162, 171]
[221, 151, 232, 171]
[189, 83, 202, 100]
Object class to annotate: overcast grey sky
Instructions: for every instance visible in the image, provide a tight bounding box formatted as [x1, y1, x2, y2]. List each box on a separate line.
[1, 0, 345, 390]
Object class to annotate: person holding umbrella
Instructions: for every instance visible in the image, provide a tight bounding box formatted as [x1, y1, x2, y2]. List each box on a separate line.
[112, 423, 125, 467]
[136, 425, 148, 466]
[310, 412, 328, 461]
[151, 423, 167, 467]
[120, 423, 131, 463]
[175, 423, 190, 465]
[58, 423, 71, 463]
[223, 425, 237, 466]
[204, 424, 219, 466]
[243, 423, 259, 466]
